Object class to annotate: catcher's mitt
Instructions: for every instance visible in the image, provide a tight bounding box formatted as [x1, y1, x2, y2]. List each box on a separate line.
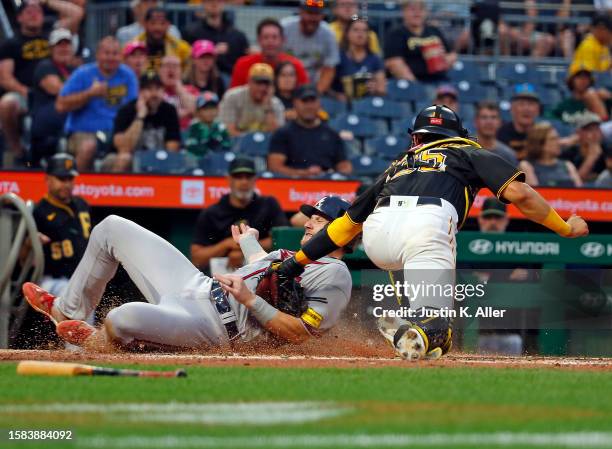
[255, 261, 307, 317]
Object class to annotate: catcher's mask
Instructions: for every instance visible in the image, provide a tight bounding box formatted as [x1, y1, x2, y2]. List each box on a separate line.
[299, 195, 358, 253]
[409, 105, 469, 140]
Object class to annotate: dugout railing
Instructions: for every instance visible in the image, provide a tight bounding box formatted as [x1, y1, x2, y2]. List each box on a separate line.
[0, 193, 44, 349]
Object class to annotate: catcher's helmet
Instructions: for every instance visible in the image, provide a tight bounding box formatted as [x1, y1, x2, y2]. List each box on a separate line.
[300, 196, 350, 221]
[410, 105, 468, 139]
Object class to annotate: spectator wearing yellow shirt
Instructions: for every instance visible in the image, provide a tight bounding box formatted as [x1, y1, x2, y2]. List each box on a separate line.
[329, 0, 381, 55]
[570, 14, 611, 74]
[135, 8, 191, 73]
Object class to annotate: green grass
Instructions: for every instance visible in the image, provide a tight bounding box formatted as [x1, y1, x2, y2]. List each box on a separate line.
[1, 363, 612, 448]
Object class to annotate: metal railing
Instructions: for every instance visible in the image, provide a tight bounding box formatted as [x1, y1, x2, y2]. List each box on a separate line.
[0, 193, 44, 348]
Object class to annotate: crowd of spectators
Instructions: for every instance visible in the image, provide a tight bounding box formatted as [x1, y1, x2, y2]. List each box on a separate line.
[0, 0, 610, 187]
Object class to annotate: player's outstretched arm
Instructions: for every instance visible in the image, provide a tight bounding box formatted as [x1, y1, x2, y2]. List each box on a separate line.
[501, 181, 589, 238]
[215, 274, 310, 344]
[232, 223, 268, 264]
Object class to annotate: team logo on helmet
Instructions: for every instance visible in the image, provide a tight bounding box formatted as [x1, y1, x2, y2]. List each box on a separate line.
[429, 117, 443, 125]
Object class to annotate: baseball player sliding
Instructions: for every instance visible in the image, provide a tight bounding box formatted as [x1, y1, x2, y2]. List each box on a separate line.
[22, 197, 352, 350]
[275, 105, 589, 361]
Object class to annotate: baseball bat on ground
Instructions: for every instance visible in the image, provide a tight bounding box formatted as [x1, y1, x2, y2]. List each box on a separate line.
[16, 361, 187, 378]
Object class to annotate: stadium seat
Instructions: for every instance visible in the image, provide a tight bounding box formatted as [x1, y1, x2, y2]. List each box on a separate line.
[134, 149, 193, 174]
[350, 155, 391, 177]
[391, 117, 415, 135]
[365, 135, 411, 160]
[233, 131, 271, 157]
[387, 79, 426, 103]
[594, 72, 612, 89]
[458, 103, 476, 125]
[199, 151, 236, 176]
[329, 113, 380, 140]
[496, 62, 538, 85]
[548, 119, 574, 137]
[448, 60, 480, 84]
[352, 97, 405, 121]
[320, 96, 347, 118]
[454, 80, 482, 104]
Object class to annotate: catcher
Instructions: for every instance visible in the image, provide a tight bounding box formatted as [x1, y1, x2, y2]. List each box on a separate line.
[21, 196, 353, 350]
[275, 105, 589, 361]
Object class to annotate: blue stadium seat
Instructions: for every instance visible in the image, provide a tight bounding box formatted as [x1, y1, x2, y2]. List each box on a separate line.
[320, 96, 347, 118]
[496, 62, 538, 85]
[548, 119, 574, 137]
[387, 79, 426, 103]
[454, 80, 482, 103]
[233, 131, 271, 157]
[391, 117, 415, 135]
[134, 149, 191, 174]
[594, 72, 612, 89]
[329, 113, 379, 140]
[448, 60, 480, 84]
[365, 135, 411, 160]
[458, 103, 476, 125]
[199, 151, 236, 176]
[352, 97, 405, 121]
[351, 155, 391, 177]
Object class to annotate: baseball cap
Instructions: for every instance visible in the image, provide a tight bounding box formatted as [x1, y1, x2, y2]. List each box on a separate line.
[575, 111, 602, 129]
[300, 0, 326, 13]
[49, 28, 72, 46]
[248, 63, 274, 82]
[123, 41, 147, 56]
[192, 40, 216, 58]
[293, 84, 318, 100]
[592, 13, 611, 30]
[196, 91, 220, 109]
[511, 83, 540, 102]
[435, 84, 458, 100]
[228, 157, 256, 176]
[300, 196, 350, 221]
[139, 70, 162, 89]
[480, 197, 506, 218]
[45, 153, 79, 178]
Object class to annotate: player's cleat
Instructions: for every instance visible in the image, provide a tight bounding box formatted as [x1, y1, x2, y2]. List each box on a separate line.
[56, 320, 97, 346]
[22, 282, 58, 325]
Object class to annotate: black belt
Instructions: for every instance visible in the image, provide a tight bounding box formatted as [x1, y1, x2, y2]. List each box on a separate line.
[210, 280, 240, 340]
[375, 196, 442, 209]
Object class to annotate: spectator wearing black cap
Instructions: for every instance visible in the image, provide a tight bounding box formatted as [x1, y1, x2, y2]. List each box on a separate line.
[570, 14, 611, 74]
[135, 7, 192, 73]
[281, 0, 340, 94]
[549, 67, 610, 126]
[268, 84, 352, 178]
[30, 28, 76, 167]
[108, 71, 181, 172]
[478, 197, 509, 233]
[185, 91, 231, 157]
[191, 157, 288, 272]
[116, 0, 182, 46]
[32, 153, 91, 297]
[562, 112, 608, 183]
[384, 0, 457, 83]
[497, 83, 541, 159]
[182, 0, 249, 75]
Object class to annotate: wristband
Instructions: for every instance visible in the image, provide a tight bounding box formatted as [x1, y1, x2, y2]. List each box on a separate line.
[542, 208, 571, 236]
[249, 295, 278, 324]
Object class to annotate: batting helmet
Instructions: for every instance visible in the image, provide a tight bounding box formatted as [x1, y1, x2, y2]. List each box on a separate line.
[300, 196, 351, 221]
[410, 105, 469, 139]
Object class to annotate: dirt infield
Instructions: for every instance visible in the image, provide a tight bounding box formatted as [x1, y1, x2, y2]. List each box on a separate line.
[2, 346, 612, 371]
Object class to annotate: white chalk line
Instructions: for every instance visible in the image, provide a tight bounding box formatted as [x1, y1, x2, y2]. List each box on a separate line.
[2, 402, 351, 425]
[79, 432, 612, 448]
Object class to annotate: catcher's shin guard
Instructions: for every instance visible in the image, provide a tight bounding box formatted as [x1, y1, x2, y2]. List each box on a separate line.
[392, 307, 452, 361]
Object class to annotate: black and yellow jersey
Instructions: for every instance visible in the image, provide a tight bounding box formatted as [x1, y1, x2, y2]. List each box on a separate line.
[292, 137, 525, 265]
[349, 137, 525, 228]
[32, 195, 91, 279]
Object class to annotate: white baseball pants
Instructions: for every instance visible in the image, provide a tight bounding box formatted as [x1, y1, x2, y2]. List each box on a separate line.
[54, 215, 228, 348]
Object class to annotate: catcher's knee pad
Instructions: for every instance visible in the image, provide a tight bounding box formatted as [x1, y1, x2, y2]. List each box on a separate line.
[394, 307, 453, 355]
